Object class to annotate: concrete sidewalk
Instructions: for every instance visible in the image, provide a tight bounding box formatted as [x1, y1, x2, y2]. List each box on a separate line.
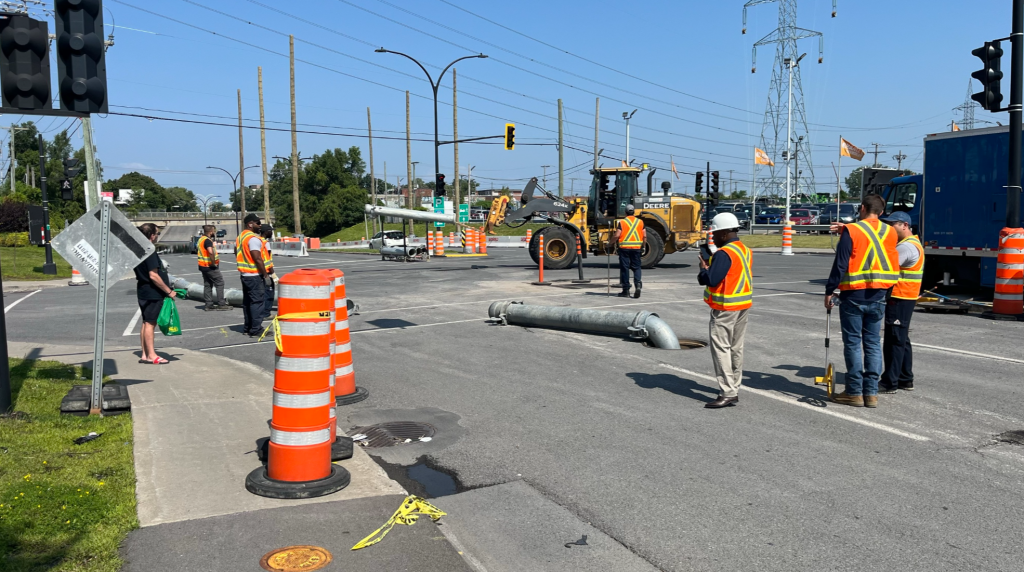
[3, 278, 71, 292]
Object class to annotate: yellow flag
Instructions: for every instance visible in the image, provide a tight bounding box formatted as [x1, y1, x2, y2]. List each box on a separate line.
[754, 147, 774, 166]
[952, 122, 961, 132]
[839, 138, 865, 161]
[670, 156, 679, 179]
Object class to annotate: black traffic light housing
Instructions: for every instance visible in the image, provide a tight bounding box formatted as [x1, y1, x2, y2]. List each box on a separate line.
[0, 14, 51, 110]
[55, 0, 109, 113]
[504, 123, 515, 150]
[63, 157, 82, 178]
[971, 40, 1004, 112]
[694, 171, 704, 195]
[710, 171, 721, 206]
[434, 173, 446, 198]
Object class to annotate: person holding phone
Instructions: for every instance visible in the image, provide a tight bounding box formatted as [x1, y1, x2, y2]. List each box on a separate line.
[698, 213, 753, 409]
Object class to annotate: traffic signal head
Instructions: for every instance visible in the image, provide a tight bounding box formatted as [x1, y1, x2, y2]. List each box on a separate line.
[60, 179, 73, 201]
[694, 172, 704, 194]
[504, 123, 515, 150]
[434, 173, 446, 198]
[63, 157, 82, 178]
[55, 0, 108, 113]
[710, 171, 720, 205]
[971, 40, 1003, 111]
[0, 15, 52, 110]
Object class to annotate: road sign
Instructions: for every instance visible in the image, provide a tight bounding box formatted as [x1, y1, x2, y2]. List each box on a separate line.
[459, 203, 469, 223]
[434, 197, 445, 228]
[51, 202, 154, 290]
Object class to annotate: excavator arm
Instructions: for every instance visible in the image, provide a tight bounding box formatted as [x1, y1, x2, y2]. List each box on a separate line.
[482, 196, 510, 235]
[502, 178, 575, 223]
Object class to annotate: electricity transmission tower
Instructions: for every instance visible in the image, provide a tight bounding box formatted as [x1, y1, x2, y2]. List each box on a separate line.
[953, 80, 978, 130]
[743, 0, 836, 200]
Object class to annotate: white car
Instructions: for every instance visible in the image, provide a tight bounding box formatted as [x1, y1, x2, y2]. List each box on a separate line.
[369, 230, 408, 250]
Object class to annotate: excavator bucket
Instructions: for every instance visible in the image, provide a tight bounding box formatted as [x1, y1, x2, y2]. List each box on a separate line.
[483, 196, 510, 235]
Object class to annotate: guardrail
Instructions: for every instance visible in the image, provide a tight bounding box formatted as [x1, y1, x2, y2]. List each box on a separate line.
[129, 211, 274, 220]
[748, 224, 833, 234]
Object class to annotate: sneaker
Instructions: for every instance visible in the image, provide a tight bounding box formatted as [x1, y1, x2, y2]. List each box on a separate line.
[831, 392, 864, 407]
[878, 386, 898, 394]
[898, 382, 915, 391]
[864, 395, 878, 408]
[214, 304, 233, 311]
[617, 291, 630, 298]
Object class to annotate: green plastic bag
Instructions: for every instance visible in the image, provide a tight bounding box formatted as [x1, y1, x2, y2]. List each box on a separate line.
[157, 297, 182, 336]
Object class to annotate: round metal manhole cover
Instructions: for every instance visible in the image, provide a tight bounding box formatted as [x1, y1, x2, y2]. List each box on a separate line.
[349, 421, 437, 448]
[642, 337, 708, 350]
[997, 430, 1024, 446]
[259, 545, 332, 572]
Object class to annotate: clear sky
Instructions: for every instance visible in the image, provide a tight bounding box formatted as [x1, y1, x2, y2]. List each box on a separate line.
[17, 0, 1011, 202]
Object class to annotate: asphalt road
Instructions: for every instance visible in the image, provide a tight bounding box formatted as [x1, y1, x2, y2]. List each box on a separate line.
[6, 247, 1024, 571]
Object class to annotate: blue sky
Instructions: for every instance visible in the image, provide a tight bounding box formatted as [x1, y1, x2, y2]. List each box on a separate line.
[19, 0, 1010, 202]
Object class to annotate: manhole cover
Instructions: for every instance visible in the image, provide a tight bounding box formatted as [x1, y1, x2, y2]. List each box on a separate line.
[996, 430, 1024, 446]
[642, 338, 708, 350]
[259, 545, 332, 572]
[349, 421, 437, 448]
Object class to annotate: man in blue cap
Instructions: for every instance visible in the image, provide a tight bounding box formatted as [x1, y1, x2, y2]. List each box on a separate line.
[878, 210, 924, 394]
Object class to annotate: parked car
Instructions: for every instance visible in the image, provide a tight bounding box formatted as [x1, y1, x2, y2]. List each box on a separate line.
[216, 229, 227, 238]
[821, 203, 859, 224]
[369, 230, 406, 250]
[713, 206, 750, 229]
[755, 207, 785, 224]
[789, 209, 817, 225]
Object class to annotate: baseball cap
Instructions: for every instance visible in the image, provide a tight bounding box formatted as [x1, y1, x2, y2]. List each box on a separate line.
[881, 211, 912, 225]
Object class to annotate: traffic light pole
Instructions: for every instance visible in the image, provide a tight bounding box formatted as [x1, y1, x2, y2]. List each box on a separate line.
[38, 135, 56, 275]
[1008, 0, 1023, 228]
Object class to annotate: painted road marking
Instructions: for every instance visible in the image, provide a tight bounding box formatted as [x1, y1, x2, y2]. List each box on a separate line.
[914, 343, 1024, 365]
[3, 289, 41, 313]
[658, 363, 930, 442]
[123, 307, 142, 336]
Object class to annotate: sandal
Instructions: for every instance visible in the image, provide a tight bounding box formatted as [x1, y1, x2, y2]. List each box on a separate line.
[152, 357, 169, 365]
[138, 359, 153, 364]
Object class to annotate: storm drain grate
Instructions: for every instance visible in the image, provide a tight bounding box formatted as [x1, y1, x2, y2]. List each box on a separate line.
[349, 421, 437, 448]
[996, 430, 1024, 446]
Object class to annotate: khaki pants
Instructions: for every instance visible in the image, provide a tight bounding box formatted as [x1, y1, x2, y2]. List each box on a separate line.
[709, 308, 748, 398]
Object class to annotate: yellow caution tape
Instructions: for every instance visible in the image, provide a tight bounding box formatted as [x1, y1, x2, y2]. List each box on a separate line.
[351, 495, 446, 550]
[257, 311, 333, 352]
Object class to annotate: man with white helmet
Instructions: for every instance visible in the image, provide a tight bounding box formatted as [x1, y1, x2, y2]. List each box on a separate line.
[698, 212, 753, 409]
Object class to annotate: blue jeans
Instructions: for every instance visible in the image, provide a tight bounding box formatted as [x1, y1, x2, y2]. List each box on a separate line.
[838, 298, 886, 396]
[240, 275, 266, 336]
[618, 249, 642, 290]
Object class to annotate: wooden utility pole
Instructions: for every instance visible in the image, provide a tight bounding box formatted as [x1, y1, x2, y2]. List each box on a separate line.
[258, 67, 271, 223]
[290, 35, 301, 235]
[558, 98, 564, 198]
[81, 118, 99, 207]
[406, 90, 412, 209]
[453, 68, 459, 208]
[593, 97, 600, 169]
[237, 89, 247, 218]
[367, 107, 376, 235]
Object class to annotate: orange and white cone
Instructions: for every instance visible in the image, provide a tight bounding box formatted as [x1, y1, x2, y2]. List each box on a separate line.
[69, 269, 88, 286]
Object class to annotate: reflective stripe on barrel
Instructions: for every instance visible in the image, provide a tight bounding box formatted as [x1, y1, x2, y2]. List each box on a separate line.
[993, 228, 1024, 315]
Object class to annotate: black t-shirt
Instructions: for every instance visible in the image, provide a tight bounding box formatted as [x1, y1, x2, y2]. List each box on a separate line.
[134, 252, 169, 300]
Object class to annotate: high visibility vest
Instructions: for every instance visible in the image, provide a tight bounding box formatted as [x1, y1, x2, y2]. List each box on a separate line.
[891, 235, 924, 300]
[260, 237, 274, 274]
[839, 219, 899, 291]
[618, 216, 645, 249]
[703, 240, 753, 311]
[236, 229, 260, 274]
[197, 236, 218, 268]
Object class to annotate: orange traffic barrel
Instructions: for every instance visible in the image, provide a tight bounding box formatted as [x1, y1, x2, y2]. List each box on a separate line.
[480, 231, 488, 255]
[436, 230, 445, 256]
[781, 225, 793, 256]
[427, 231, 435, 256]
[526, 229, 532, 242]
[993, 227, 1024, 315]
[330, 270, 368, 406]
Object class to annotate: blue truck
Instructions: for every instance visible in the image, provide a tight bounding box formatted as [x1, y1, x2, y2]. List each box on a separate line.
[880, 126, 1024, 290]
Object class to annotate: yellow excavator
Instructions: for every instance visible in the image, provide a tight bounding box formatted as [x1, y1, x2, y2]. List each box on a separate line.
[483, 165, 705, 269]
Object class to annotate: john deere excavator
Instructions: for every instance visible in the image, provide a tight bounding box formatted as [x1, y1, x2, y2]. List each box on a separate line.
[483, 165, 704, 269]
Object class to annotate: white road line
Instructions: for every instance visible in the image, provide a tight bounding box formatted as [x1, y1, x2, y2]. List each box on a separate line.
[123, 308, 142, 336]
[914, 343, 1024, 365]
[657, 363, 930, 442]
[3, 289, 40, 313]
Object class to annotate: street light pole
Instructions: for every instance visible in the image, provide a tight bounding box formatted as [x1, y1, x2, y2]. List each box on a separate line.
[375, 48, 487, 199]
[207, 165, 260, 233]
[622, 109, 637, 164]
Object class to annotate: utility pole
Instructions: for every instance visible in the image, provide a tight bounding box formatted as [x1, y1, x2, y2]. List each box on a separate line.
[558, 98, 564, 198]
[623, 109, 637, 164]
[82, 118, 99, 208]
[1007, 0, 1022, 229]
[411, 161, 419, 207]
[8, 126, 14, 194]
[541, 165, 551, 189]
[893, 150, 907, 171]
[406, 90, 413, 209]
[869, 142, 886, 168]
[453, 67, 459, 206]
[593, 97, 600, 169]
[258, 67, 271, 223]
[290, 35, 301, 235]
[237, 89, 246, 218]
[467, 165, 474, 203]
[728, 169, 734, 198]
[367, 107, 376, 235]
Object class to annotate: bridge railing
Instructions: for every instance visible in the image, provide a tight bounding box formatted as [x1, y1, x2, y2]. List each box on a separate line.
[129, 210, 274, 220]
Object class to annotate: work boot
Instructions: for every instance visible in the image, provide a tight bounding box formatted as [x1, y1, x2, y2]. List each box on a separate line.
[831, 392, 864, 407]
[617, 289, 631, 298]
[633, 282, 642, 299]
[864, 395, 878, 408]
[214, 304, 233, 311]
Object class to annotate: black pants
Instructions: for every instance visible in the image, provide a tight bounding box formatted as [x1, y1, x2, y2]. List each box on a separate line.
[881, 298, 915, 388]
[618, 249, 642, 290]
[200, 267, 226, 308]
[240, 275, 266, 335]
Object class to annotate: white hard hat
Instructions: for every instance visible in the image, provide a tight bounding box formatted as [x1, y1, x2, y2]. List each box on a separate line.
[710, 212, 741, 232]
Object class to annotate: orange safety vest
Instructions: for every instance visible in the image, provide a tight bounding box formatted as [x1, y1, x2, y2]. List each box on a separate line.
[703, 240, 753, 311]
[235, 229, 260, 274]
[618, 216, 645, 249]
[197, 236, 218, 268]
[891, 235, 924, 300]
[839, 219, 899, 291]
[260, 237, 274, 274]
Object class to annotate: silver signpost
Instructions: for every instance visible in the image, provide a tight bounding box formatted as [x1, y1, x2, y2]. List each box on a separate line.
[90, 201, 111, 414]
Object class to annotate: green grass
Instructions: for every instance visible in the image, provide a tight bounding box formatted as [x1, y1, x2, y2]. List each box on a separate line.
[0, 359, 138, 572]
[321, 222, 548, 243]
[740, 234, 837, 249]
[0, 247, 73, 281]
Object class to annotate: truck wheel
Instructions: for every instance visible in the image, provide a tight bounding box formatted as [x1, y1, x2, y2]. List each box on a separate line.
[640, 232, 665, 268]
[538, 227, 577, 270]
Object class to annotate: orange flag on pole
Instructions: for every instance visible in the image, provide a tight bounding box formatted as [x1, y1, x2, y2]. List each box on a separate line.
[670, 156, 680, 179]
[952, 122, 961, 132]
[840, 138, 865, 161]
[754, 147, 774, 166]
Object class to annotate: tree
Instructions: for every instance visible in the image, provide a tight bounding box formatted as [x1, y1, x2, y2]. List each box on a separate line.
[107, 172, 199, 213]
[268, 146, 368, 236]
[229, 187, 264, 212]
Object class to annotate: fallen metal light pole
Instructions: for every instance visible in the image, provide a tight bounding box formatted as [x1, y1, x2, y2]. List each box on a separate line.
[487, 301, 682, 349]
[169, 275, 248, 306]
[363, 204, 457, 224]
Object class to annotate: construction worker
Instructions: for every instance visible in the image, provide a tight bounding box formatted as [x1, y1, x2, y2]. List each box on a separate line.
[879, 211, 923, 393]
[197, 225, 230, 311]
[698, 212, 753, 409]
[236, 214, 269, 337]
[611, 204, 645, 298]
[824, 194, 899, 408]
[259, 225, 276, 322]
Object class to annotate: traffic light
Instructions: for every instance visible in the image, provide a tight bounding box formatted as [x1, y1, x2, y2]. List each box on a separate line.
[0, 14, 52, 110]
[504, 123, 515, 150]
[63, 157, 82, 178]
[60, 178, 73, 200]
[694, 171, 704, 195]
[55, 0, 109, 113]
[971, 40, 1003, 112]
[710, 171, 720, 206]
[434, 173, 446, 198]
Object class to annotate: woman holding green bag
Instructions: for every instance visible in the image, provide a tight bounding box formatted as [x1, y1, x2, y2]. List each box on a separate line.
[134, 223, 183, 365]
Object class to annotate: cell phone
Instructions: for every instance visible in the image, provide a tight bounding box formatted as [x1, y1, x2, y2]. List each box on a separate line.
[699, 244, 713, 263]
